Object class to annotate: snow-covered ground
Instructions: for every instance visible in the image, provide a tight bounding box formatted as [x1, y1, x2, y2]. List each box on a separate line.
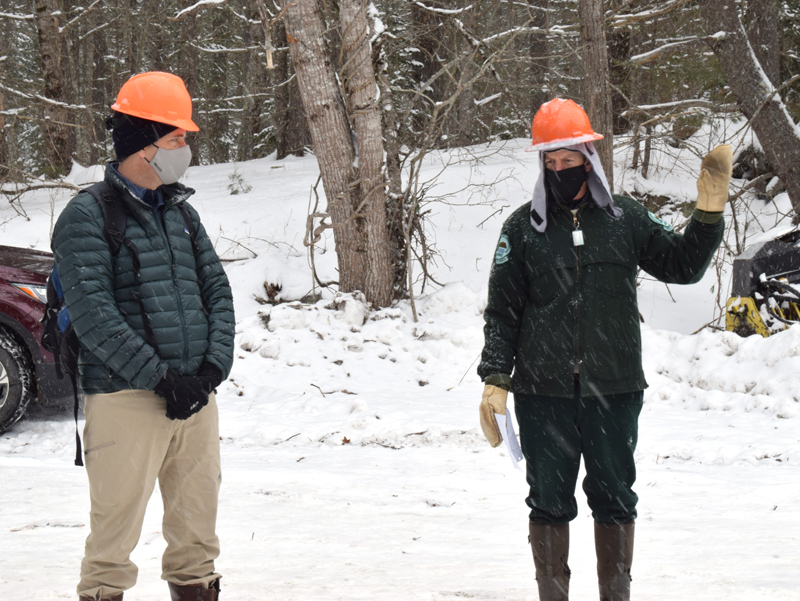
[1, 136, 798, 600]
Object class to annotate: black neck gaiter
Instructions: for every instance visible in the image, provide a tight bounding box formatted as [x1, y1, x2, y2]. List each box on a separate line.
[545, 164, 589, 210]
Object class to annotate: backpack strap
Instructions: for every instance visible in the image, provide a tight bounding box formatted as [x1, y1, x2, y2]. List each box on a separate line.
[81, 182, 160, 355]
[177, 202, 201, 257]
[83, 181, 127, 255]
[68, 351, 83, 466]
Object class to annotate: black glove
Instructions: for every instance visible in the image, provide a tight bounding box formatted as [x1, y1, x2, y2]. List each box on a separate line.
[195, 361, 223, 394]
[153, 367, 209, 420]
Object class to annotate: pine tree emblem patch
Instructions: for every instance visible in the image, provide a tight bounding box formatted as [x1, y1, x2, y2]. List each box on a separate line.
[495, 234, 511, 264]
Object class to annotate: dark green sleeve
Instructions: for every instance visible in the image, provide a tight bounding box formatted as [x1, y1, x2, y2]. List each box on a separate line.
[635, 206, 724, 285]
[52, 195, 168, 389]
[478, 223, 528, 384]
[186, 205, 236, 380]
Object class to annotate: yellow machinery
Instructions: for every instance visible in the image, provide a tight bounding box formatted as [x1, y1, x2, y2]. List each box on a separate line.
[725, 230, 800, 337]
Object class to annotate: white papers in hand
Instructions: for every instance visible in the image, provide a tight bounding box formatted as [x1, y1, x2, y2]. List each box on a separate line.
[495, 412, 524, 471]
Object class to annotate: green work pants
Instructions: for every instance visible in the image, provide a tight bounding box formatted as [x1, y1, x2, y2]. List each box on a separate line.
[514, 385, 643, 524]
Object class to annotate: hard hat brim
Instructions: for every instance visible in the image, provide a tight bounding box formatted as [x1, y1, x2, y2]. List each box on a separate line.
[526, 132, 604, 153]
[110, 103, 200, 132]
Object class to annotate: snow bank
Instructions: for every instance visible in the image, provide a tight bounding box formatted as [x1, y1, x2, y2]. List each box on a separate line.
[644, 325, 800, 419]
[223, 290, 485, 453]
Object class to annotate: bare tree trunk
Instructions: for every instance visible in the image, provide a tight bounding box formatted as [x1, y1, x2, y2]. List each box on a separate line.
[282, 0, 367, 295]
[700, 0, 800, 218]
[35, 0, 74, 175]
[642, 123, 652, 180]
[455, 61, 475, 147]
[528, 0, 550, 118]
[0, 21, 17, 180]
[205, 10, 230, 164]
[375, 41, 405, 299]
[340, 0, 393, 306]
[92, 7, 111, 164]
[409, 2, 446, 135]
[606, 0, 632, 134]
[179, 4, 201, 166]
[124, 0, 139, 75]
[0, 56, 6, 178]
[745, 0, 779, 88]
[577, 0, 613, 190]
[274, 21, 311, 159]
[239, 6, 266, 162]
[631, 123, 640, 171]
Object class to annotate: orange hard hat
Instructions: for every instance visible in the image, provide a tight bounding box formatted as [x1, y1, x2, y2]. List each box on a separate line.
[111, 72, 199, 132]
[528, 98, 602, 152]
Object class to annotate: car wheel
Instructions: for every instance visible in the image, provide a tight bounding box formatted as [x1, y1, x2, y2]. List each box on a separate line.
[0, 329, 36, 434]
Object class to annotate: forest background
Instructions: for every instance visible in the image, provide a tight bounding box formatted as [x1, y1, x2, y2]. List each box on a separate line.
[2, 0, 800, 308]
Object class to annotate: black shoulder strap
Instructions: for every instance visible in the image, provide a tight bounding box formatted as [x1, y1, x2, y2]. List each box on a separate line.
[82, 181, 128, 255]
[177, 202, 201, 257]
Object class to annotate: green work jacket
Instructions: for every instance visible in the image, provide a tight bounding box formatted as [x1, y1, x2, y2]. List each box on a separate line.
[478, 195, 724, 397]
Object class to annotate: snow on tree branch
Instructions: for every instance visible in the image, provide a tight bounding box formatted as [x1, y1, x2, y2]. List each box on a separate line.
[59, 0, 103, 35]
[0, 82, 90, 112]
[173, 0, 229, 20]
[188, 42, 263, 54]
[621, 99, 738, 118]
[413, 2, 473, 15]
[474, 93, 501, 107]
[0, 11, 34, 20]
[630, 37, 706, 64]
[609, 0, 692, 28]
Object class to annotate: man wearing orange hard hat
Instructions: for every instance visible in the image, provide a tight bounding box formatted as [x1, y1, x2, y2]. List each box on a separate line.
[477, 98, 731, 601]
[51, 72, 234, 601]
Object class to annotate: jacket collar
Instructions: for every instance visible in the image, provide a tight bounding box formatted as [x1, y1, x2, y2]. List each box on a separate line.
[104, 162, 195, 209]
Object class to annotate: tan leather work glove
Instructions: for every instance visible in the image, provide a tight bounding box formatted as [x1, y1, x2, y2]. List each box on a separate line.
[696, 144, 733, 212]
[479, 385, 508, 448]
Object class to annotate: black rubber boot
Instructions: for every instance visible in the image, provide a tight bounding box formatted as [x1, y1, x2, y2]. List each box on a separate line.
[529, 520, 571, 601]
[168, 579, 220, 601]
[595, 521, 635, 601]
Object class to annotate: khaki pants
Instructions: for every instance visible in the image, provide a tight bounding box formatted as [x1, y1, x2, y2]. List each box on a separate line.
[77, 390, 221, 600]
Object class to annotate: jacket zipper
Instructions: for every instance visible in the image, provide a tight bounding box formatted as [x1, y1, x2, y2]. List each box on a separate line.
[154, 202, 191, 371]
[572, 208, 584, 377]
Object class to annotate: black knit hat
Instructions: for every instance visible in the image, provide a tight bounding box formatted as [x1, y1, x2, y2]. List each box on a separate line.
[105, 111, 177, 160]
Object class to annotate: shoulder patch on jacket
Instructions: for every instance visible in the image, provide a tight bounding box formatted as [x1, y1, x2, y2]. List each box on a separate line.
[495, 234, 511, 265]
[647, 211, 674, 232]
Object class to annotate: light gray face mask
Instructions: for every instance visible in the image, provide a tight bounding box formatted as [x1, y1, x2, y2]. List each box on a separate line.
[148, 144, 192, 185]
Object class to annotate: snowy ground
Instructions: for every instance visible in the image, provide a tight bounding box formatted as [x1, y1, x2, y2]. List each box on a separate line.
[1, 136, 799, 599]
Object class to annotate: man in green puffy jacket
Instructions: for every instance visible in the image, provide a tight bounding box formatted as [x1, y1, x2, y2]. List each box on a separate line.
[477, 99, 731, 601]
[52, 72, 234, 601]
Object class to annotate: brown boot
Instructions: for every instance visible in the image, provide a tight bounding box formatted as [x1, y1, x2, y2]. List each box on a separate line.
[529, 520, 570, 601]
[168, 579, 220, 601]
[595, 521, 635, 601]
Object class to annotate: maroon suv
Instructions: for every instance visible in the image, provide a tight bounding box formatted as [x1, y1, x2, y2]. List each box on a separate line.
[0, 245, 72, 432]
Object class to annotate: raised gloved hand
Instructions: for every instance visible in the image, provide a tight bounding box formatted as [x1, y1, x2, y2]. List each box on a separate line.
[696, 144, 733, 212]
[479, 384, 508, 447]
[195, 361, 223, 394]
[153, 367, 209, 420]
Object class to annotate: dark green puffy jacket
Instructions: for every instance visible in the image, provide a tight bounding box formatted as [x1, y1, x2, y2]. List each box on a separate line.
[51, 165, 235, 395]
[478, 195, 724, 397]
